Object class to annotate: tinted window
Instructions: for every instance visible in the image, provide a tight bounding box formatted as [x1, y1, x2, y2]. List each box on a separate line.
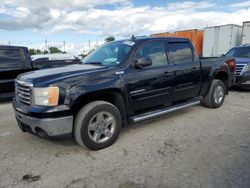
[136, 41, 168, 67]
[0, 49, 25, 65]
[225, 47, 250, 58]
[168, 43, 194, 64]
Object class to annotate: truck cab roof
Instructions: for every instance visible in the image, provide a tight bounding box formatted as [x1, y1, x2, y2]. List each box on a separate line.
[115, 36, 191, 44]
[0, 45, 28, 50]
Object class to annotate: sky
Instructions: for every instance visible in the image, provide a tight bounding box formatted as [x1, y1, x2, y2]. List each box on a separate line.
[0, 0, 250, 54]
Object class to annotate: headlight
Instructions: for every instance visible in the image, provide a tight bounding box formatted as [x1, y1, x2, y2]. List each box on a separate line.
[32, 86, 59, 106]
[244, 64, 250, 73]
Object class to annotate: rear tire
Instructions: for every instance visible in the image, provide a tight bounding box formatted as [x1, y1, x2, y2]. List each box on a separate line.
[74, 101, 122, 150]
[202, 79, 226, 108]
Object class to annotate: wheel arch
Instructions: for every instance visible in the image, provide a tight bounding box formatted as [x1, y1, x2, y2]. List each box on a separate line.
[208, 71, 229, 95]
[72, 88, 128, 126]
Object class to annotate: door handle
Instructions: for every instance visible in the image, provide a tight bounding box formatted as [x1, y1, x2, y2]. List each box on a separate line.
[191, 67, 199, 72]
[174, 70, 183, 76]
[192, 67, 199, 70]
[163, 71, 174, 77]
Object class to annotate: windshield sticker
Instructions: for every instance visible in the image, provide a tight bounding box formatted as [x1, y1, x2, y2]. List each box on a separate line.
[123, 41, 135, 46]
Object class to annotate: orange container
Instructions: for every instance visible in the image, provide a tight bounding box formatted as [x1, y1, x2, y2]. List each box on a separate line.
[174, 30, 204, 56]
[151, 29, 204, 56]
[151, 32, 176, 37]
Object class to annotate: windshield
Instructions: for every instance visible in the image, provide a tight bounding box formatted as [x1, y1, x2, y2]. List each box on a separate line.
[225, 47, 250, 58]
[82, 41, 136, 67]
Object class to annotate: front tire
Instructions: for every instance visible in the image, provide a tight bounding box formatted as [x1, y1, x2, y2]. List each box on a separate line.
[202, 79, 226, 108]
[74, 101, 122, 150]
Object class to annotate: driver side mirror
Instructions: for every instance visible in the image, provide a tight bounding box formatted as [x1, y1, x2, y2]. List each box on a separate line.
[133, 57, 153, 69]
[221, 54, 225, 57]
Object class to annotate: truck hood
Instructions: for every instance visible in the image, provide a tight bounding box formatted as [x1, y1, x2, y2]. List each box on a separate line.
[17, 64, 106, 85]
[235, 57, 250, 64]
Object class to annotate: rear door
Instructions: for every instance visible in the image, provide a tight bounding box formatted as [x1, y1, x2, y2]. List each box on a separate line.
[166, 41, 201, 102]
[0, 48, 32, 95]
[125, 40, 175, 111]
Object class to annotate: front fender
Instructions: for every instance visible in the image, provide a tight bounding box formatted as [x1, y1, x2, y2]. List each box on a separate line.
[64, 74, 124, 104]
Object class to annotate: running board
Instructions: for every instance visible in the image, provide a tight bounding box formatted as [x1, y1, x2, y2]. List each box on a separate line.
[129, 99, 201, 123]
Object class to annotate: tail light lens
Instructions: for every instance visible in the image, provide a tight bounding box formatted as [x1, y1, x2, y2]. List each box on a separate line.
[226, 59, 236, 72]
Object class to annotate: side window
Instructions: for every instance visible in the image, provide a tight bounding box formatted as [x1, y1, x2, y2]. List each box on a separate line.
[19, 48, 29, 63]
[136, 41, 168, 67]
[0, 48, 25, 66]
[168, 42, 194, 65]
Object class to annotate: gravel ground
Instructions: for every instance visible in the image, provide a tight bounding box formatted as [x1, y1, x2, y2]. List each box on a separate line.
[0, 90, 250, 188]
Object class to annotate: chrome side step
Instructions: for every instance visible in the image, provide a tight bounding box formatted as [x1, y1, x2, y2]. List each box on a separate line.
[129, 99, 201, 123]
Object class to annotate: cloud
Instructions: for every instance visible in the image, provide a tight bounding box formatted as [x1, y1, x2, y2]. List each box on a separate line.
[0, 0, 250, 54]
[230, 1, 250, 8]
[0, 0, 249, 37]
[0, 0, 131, 30]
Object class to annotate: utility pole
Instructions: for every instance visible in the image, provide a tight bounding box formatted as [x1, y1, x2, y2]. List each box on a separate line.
[88, 40, 91, 52]
[63, 40, 66, 53]
[45, 38, 48, 54]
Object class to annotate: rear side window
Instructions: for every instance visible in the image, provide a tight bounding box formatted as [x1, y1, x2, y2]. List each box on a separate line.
[168, 42, 194, 64]
[135, 41, 168, 67]
[0, 48, 26, 65]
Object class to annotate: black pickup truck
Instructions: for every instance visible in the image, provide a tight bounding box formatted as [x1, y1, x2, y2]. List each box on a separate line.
[0, 45, 79, 99]
[12, 37, 235, 150]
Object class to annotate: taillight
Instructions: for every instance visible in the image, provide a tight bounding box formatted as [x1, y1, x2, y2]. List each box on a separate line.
[226, 59, 236, 72]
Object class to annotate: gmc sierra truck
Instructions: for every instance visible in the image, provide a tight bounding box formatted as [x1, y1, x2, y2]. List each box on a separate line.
[0, 45, 80, 99]
[12, 37, 235, 150]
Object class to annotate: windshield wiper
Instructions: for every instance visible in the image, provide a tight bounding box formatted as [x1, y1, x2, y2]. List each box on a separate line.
[84, 62, 103, 66]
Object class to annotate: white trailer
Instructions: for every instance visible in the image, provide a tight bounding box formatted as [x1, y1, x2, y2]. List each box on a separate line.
[203, 24, 242, 57]
[242, 21, 250, 45]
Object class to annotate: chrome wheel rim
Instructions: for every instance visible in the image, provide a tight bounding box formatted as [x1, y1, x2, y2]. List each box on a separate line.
[87, 111, 116, 144]
[214, 85, 224, 104]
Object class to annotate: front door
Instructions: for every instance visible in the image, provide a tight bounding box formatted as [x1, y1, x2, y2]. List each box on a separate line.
[125, 40, 175, 112]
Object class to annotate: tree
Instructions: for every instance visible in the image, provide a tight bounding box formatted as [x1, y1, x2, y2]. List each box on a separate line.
[49, 46, 63, 54]
[29, 48, 43, 55]
[105, 36, 115, 43]
[36, 49, 42, 54]
[29, 48, 36, 55]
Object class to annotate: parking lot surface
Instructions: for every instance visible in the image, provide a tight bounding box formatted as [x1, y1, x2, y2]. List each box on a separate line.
[0, 90, 250, 188]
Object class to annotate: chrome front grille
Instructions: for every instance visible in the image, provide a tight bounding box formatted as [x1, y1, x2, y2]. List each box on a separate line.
[235, 64, 247, 76]
[15, 81, 32, 105]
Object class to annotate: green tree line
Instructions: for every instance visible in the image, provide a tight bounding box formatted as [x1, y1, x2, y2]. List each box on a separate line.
[29, 46, 64, 55]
